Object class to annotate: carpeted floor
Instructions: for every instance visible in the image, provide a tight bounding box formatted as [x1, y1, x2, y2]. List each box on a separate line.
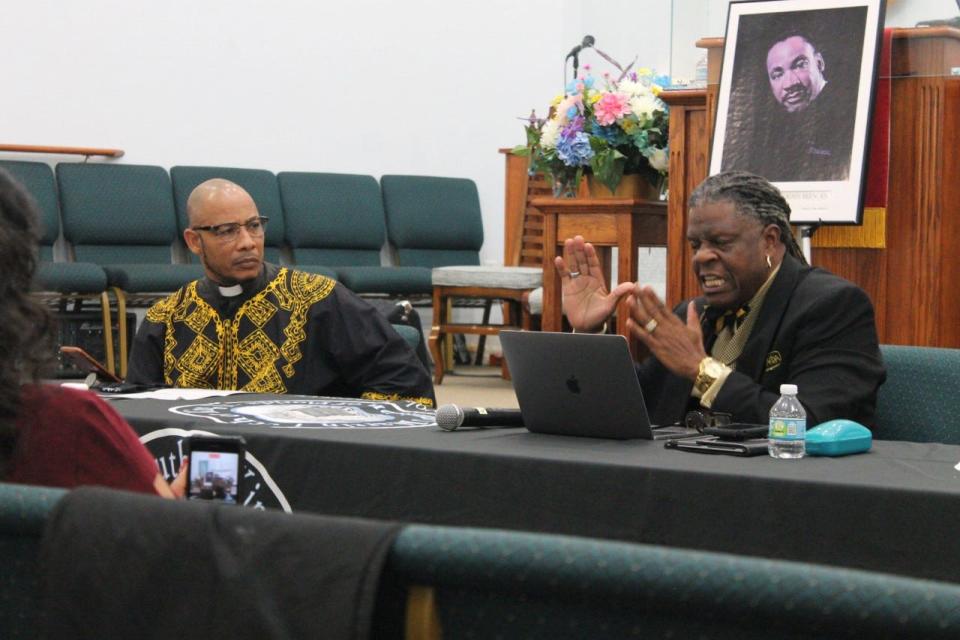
[433, 366, 519, 409]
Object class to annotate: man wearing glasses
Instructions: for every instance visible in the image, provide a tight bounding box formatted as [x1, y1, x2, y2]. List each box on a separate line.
[126, 179, 434, 406]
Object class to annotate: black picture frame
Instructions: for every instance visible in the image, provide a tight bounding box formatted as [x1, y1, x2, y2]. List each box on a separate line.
[709, 0, 886, 224]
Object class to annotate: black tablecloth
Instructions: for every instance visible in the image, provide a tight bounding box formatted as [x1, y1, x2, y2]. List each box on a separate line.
[112, 393, 960, 583]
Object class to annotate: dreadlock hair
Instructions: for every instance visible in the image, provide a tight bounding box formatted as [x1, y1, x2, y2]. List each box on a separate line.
[689, 171, 807, 264]
[0, 168, 55, 475]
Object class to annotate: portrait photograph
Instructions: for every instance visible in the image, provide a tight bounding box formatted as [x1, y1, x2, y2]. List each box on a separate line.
[710, 0, 885, 224]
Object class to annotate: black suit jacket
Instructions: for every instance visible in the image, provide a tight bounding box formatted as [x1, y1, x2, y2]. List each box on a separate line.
[637, 254, 885, 427]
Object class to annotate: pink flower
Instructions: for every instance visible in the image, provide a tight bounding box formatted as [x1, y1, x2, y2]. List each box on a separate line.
[594, 93, 630, 126]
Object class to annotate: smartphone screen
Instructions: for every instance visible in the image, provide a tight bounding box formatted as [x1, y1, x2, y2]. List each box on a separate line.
[187, 436, 244, 504]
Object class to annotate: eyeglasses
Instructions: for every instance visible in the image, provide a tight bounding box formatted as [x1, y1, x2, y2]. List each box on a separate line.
[191, 216, 269, 243]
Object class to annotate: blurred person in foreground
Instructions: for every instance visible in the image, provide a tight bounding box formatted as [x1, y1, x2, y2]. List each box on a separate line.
[0, 168, 184, 496]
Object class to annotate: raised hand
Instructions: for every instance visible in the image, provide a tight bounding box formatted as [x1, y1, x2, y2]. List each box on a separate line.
[554, 235, 634, 332]
[626, 285, 707, 380]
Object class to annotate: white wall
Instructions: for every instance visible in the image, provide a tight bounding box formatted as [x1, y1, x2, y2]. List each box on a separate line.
[3, 0, 684, 270]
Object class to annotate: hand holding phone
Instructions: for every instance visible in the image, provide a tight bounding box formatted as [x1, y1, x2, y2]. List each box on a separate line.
[186, 436, 245, 504]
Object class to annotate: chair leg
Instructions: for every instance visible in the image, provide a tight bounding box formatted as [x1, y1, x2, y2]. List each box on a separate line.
[405, 586, 441, 640]
[99, 291, 116, 376]
[428, 289, 445, 385]
[443, 298, 455, 373]
[475, 300, 492, 365]
[112, 287, 129, 379]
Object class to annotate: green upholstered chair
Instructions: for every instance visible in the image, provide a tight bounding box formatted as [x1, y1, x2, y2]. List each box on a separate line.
[389, 524, 960, 640]
[170, 165, 286, 265]
[0, 483, 66, 640]
[381, 175, 540, 383]
[278, 171, 428, 293]
[876, 344, 960, 444]
[0, 161, 117, 372]
[56, 163, 204, 376]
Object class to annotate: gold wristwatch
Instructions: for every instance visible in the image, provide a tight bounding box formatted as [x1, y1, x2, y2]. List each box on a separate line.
[694, 357, 726, 396]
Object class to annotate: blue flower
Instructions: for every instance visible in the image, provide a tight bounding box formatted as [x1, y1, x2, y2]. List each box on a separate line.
[591, 123, 625, 145]
[556, 131, 594, 167]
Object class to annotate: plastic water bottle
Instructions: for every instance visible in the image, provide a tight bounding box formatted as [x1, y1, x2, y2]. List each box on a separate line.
[768, 384, 806, 459]
[694, 54, 708, 87]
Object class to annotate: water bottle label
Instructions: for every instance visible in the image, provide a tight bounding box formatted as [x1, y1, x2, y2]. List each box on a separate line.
[769, 418, 805, 441]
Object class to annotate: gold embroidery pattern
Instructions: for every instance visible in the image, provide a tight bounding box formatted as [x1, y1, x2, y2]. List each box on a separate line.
[146, 287, 192, 386]
[361, 391, 435, 408]
[237, 329, 283, 392]
[148, 269, 335, 392]
[244, 295, 277, 328]
[276, 270, 336, 378]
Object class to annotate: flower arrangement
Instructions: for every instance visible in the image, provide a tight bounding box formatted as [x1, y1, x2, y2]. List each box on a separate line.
[517, 66, 670, 196]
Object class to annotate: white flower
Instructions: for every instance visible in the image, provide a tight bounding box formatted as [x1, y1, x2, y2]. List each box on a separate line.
[629, 94, 660, 122]
[646, 147, 669, 172]
[616, 79, 650, 98]
[540, 118, 561, 149]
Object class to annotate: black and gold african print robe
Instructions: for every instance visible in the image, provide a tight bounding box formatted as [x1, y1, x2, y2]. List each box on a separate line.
[127, 264, 434, 406]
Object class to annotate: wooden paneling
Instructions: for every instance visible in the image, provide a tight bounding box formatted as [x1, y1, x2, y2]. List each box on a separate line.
[661, 90, 709, 307]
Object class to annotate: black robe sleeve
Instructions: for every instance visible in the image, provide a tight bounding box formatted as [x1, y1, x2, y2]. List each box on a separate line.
[125, 317, 166, 386]
[315, 286, 435, 406]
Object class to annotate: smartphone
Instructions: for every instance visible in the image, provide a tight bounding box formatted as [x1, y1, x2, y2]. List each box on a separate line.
[186, 436, 245, 504]
[59, 346, 122, 383]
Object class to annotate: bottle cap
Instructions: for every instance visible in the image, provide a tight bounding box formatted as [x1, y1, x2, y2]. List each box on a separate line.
[780, 384, 798, 395]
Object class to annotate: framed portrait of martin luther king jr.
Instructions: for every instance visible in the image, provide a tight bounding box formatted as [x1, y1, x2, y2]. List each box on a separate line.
[710, 0, 885, 224]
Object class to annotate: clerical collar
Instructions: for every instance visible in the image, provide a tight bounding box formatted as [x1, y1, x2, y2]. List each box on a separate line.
[218, 284, 244, 297]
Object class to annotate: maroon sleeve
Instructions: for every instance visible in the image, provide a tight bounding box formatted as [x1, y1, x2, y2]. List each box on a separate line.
[6, 385, 160, 495]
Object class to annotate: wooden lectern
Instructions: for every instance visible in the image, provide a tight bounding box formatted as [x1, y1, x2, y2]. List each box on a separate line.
[662, 27, 960, 348]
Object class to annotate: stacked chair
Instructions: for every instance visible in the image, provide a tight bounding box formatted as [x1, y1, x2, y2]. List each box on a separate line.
[56, 163, 203, 377]
[278, 171, 422, 289]
[1, 161, 116, 372]
[382, 175, 540, 383]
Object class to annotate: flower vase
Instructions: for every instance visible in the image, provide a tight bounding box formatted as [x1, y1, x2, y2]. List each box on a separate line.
[551, 178, 580, 198]
[587, 174, 661, 200]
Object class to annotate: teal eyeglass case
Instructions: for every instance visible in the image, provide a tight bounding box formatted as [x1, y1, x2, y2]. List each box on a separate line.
[806, 419, 872, 456]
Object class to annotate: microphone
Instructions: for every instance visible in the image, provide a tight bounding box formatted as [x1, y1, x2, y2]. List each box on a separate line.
[435, 404, 525, 431]
[565, 35, 595, 60]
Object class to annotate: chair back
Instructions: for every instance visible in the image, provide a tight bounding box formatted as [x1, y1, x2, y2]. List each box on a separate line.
[388, 524, 960, 639]
[0, 161, 61, 260]
[56, 163, 177, 265]
[170, 166, 285, 264]
[0, 483, 66, 640]
[381, 175, 483, 268]
[278, 171, 384, 266]
[876, 344, 960, 443]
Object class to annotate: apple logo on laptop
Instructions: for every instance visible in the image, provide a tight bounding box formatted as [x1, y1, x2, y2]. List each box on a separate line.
[566, 375, 581, 394]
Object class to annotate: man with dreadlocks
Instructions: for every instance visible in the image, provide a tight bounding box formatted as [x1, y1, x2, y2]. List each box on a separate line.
[556, 171, 884, 427]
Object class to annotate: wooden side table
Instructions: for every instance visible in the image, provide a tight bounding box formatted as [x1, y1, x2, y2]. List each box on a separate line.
[530, 197, 667, 358]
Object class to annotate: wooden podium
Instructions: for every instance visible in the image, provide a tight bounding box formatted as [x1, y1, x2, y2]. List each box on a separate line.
[662, 27, 960, 348]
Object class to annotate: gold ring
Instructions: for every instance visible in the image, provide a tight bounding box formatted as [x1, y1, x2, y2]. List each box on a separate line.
[644, 318, 658, 333]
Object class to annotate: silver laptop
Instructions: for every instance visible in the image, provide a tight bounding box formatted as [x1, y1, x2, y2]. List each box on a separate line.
[500, 330, 696, 440]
